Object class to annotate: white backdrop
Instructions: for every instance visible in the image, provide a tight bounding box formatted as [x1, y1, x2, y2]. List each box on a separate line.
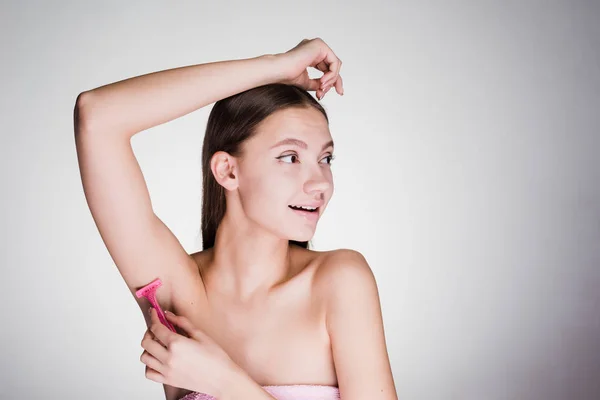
[1, 1, 599, 399]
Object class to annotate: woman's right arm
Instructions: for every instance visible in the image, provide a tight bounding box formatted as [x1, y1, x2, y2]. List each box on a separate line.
[73, 54, 287, 318]
[76, 54, 286, 139]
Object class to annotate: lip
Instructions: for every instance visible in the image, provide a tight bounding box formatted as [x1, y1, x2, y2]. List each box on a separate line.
[289, 205, 320, 222]
[289, 201, 324, 208]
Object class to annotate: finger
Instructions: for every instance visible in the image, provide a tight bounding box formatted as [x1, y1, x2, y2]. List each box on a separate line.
[334, 74, 344, 95]
[165, 311, 205, 341]
[140, 350, 165, 375]
[315, 60, 328, 73]
[316, 87, 324, 101]
[143, 327, 164, 345]
[306, 78, 322, 92]
[145, 365, 166, 384]
[322, 74, 344, 99]
[318, 80, 334, 100]
[149, 308, 174, 347]
[143, 328, 156, 344]
[313, 61, 329, 87]
[141, 331, 169, 362]
[320, 50, 341, 88]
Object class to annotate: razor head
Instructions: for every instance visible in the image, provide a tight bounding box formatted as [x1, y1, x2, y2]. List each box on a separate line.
[135, 277, 163, 299]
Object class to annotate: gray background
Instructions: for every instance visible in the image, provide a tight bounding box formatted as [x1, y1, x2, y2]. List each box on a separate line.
[1, 1, 599, 399]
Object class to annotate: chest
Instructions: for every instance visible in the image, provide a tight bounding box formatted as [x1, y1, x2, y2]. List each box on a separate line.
[172, 280, 335, 385]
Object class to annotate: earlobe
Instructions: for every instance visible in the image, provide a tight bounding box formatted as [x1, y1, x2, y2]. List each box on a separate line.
[211, 151, 238, 191]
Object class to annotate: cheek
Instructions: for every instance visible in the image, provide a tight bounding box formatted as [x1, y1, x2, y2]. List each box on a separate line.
[239, 168, 291, 210]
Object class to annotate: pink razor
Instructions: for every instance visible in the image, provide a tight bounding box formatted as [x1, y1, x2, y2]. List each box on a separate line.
[135, 278, 176, 332]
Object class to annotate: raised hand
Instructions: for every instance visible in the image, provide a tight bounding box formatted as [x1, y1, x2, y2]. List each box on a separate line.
[276, 37, 344, 100]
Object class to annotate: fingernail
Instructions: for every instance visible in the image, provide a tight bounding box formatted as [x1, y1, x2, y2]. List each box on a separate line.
[165, 310, 172, 315]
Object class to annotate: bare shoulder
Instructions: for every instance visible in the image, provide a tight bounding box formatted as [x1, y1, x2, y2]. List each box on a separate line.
[313, 248, 375, 287]
[312, 248, 379, 311]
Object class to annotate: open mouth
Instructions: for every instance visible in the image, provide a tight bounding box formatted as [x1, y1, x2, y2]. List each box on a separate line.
[288, 205, 319, 213]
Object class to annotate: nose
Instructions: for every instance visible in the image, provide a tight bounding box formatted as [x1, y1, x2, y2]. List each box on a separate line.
[303, 164, 332, 196]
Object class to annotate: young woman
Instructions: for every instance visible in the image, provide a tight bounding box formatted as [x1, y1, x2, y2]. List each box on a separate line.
[74, 38, 397, 400]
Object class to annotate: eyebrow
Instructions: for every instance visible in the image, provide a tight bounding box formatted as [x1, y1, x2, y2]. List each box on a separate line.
[270, 138, 335, 151]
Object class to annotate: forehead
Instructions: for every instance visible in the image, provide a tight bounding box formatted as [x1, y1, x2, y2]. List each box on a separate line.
[247, 106, 331, 149]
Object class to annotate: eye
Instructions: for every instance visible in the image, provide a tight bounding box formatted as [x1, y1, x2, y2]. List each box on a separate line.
[321, 154, 336, 165]
[277, 154, 299, 164]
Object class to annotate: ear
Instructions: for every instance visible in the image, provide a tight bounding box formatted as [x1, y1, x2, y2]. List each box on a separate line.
[211, 151, 238, 191]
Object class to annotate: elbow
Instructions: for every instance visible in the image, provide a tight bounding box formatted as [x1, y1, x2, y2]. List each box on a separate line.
[74, 91, 96, 136]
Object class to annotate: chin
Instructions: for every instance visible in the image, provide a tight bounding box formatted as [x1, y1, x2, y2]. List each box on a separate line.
[286, 226, 316, 243]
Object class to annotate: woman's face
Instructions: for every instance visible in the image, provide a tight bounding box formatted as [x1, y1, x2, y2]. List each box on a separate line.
[236, 106, 335, 242]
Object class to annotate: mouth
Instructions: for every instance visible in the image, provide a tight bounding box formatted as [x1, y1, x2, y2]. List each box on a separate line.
[288, 205, 320, 221]
[289, 205, 319, 213]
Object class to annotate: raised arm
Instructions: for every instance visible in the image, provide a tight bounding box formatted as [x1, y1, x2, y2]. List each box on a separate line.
[73, 53, 287, 400]
[73, 52, 287, 308]
[75, 54, 287, 139]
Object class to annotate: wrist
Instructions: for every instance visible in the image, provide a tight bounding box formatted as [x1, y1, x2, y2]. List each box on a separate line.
[259, 53, 292, 85]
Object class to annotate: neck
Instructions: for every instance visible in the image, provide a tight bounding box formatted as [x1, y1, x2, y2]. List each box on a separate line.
[206, 209, 294, 302]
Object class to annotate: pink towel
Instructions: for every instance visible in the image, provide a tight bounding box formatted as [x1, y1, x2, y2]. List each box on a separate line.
[180, 384, 340, 400]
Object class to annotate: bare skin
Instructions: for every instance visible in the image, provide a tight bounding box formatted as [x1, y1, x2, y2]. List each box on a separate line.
[182, 245, 339, 387]
[74, 38, 396, 400]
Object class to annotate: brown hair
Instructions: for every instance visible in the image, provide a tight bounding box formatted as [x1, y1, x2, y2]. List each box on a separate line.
[200, 83, 329, 250]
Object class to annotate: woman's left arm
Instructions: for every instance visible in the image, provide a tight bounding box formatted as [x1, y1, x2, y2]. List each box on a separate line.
[318, 249, 399, 400]
[142, 309, 276, 400]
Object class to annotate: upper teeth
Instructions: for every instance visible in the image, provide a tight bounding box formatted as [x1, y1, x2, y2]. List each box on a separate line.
[292, 205, 316, 211]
